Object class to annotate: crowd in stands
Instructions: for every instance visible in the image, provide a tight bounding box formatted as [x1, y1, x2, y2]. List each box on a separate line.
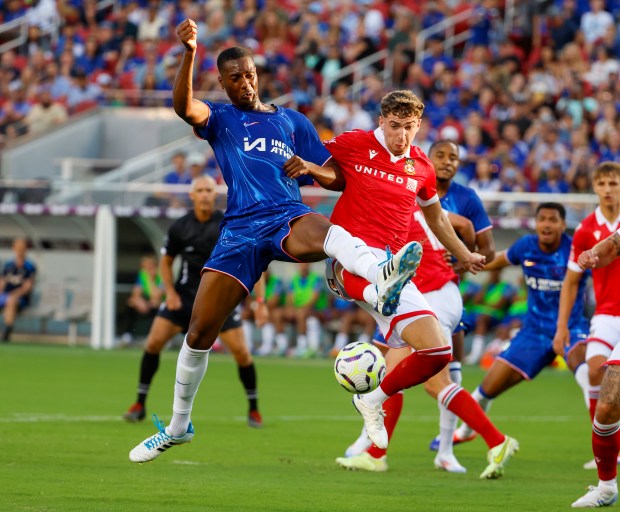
[2, 0, 620, 196]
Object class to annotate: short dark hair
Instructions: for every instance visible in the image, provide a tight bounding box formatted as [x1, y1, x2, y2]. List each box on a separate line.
[217, 47, 253, 71]
[429, 139, 459, 155]
[536, 202, 566, 220]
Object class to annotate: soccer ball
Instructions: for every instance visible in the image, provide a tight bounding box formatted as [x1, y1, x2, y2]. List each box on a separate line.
[334, 342, 386, 394]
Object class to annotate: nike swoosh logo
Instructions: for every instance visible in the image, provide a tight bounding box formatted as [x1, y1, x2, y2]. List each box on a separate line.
[493, 441, 509, 464]
[176, 380, 189, 386]
[244, 122, 259, 127]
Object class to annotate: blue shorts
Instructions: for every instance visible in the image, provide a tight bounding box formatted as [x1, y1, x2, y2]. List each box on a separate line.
[497, 327, 588, 380]
[0, 293, 29, 310]
[205, 205, 319, 293]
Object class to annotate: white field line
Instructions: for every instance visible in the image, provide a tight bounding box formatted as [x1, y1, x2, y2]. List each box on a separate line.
[0, 413, 583, 424]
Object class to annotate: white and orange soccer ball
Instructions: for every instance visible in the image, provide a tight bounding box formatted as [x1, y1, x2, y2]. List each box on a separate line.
[334, 342, 386, 394]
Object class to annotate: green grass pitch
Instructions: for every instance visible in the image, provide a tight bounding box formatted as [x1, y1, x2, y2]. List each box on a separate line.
[0, 344, 597, 511]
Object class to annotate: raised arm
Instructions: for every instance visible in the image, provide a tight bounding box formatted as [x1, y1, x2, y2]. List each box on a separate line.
[421, 200, 486, 274]
[173, 19, 211, 128]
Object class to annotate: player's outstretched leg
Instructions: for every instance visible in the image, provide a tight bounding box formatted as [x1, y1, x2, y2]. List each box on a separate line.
[129, 415, 195, 463]
[375, 242, 423, 316]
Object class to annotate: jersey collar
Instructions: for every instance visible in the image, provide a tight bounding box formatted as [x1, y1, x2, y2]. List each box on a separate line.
[373, 128, 411, 163]
[595, 206, 620, 232]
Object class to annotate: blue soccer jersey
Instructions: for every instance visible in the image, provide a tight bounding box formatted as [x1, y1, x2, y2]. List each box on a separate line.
[505, 233, 589, 335]
[439, 181, 492, 234]
[194, 102, 332, 221]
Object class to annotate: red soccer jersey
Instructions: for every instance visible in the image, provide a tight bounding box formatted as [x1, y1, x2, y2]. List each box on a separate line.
[326, 128, 438, 252]
[410, 204, 458, 293]
[568, 207, 620, 316]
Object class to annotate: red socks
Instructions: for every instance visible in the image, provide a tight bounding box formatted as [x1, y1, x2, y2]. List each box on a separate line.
[441, 384, 504, 449]
[380, 345, 451, 396]
[592, 419, 620, 481]
[341, 269, 369, 301]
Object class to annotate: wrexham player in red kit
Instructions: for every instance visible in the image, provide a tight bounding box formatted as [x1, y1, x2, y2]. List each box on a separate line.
[288, 90, 518, 479]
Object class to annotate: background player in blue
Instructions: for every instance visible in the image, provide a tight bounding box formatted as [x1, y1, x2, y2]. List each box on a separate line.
[122, 176, 266, 428]
[452, 203, 591, 444]
[0, 238, 37, 342]
[431, 140, 496, 374]
[129, 19, 421, 463]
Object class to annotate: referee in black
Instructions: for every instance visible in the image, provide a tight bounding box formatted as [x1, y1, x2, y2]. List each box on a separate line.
[123, 175, 267, 427]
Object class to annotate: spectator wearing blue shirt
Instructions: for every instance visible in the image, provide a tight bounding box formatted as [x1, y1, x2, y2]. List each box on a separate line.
[537, 162, 571, 193]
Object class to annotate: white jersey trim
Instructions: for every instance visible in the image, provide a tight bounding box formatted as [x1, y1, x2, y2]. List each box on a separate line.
[567, 260, 584, 274]
[417, 194, 439, 207]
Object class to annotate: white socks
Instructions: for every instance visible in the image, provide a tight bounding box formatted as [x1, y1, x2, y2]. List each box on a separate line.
[574, 362, 590, 409]
[449, 361, 462, 385]
[437, 385, 459, 458]
[323, 225, 379, 284]
[168, 338, 210, 437]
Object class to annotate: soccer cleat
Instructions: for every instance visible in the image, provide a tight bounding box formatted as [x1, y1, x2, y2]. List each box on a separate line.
[123, 403, 146, 423]
[248, 410, 263, 428]
[336, 452, 388, 472]
[434, 453, 467, 473]
[375, 242, 423, 316]
[352, 394, 388, 449]
[572, 484, 618, 508]
[129, 415, 194, 463]
[429, 430, 478, 451]
[479, 436, 519, 479]
[583, 456, 620, 470]
[344, 426, 372, 458]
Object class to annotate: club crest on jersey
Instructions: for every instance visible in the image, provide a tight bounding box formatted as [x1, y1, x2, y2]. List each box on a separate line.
[594, 230, 601, 241]
[404, 158, 416, 175]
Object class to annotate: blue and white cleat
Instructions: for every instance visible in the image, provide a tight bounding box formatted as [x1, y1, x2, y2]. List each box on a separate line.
[572, 484, 618, 508]
[129, 415, 195, 463]
[375, 242, 423, 317]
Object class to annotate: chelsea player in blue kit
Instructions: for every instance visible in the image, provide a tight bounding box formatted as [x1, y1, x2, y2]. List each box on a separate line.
[129, 19, 422, 463]
[453, 203, 591, 444]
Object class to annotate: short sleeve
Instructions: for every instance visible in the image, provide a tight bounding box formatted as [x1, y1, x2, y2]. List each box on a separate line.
[568, 224, 590, 273]
[506, 237, 526, 265]
[291, 111, 332, 166]
[162, 221, 183, 259]
[466, 191, 492, 233]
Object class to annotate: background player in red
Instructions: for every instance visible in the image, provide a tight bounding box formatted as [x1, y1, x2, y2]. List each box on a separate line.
[555, 162, 620, 469]
[288, 90, 516, 478]
[572, 227, 620, 508]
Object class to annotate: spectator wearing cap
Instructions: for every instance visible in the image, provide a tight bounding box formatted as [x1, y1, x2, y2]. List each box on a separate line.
[186, 152, 207, 180]
[66, 67, 102, 111]
[25, 85, 68, 134]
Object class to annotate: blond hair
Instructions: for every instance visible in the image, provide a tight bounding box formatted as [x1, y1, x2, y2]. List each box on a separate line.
[593, 161, 620, 181]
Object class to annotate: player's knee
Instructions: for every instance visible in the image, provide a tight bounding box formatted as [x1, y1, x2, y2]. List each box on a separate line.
[596, 401, 620, 425]
[186, 321, 219, 350]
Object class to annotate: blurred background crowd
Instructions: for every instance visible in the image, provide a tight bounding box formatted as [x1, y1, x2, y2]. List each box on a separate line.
[2, 0, 620, 196]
